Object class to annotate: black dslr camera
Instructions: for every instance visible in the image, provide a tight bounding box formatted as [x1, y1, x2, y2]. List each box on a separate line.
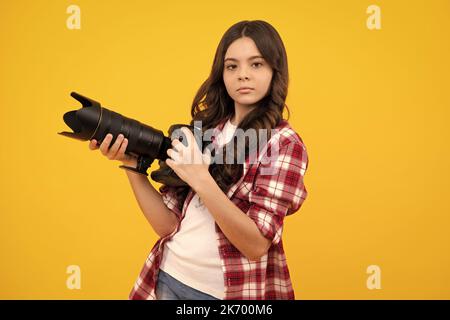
[58, 92, 204, 187]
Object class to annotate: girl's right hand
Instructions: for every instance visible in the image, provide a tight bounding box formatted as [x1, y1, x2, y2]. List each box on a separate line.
[89, 133, 138, 168]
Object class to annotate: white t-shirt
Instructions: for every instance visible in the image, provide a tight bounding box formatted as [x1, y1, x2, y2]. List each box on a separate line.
[159, 118, 237, 299]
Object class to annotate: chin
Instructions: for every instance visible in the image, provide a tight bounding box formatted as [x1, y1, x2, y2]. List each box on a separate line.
[235, 97, 260, 105]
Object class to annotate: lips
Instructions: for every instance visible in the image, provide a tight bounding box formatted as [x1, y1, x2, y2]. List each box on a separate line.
[237, 87, 254, 92]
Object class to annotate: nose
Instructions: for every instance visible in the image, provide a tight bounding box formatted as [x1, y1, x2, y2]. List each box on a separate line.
[238, 67, 250, 81]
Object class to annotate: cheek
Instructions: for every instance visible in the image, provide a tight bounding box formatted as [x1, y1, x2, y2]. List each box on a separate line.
[223, 74, 233, 90]
[257, 71, 273, 92]
[224, 77, 239, 98]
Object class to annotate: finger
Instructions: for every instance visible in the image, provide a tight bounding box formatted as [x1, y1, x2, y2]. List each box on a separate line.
[107, 134, 124, 159]
[89, 139, 99, 150]
[180, 127, 195, 145]
[182, 127, 203, 154]
[167, 148, 181, 162]
[117, 138, 128, 156]
[100, 134, 113, 155]
[167, 148, 181, 163]
[165, 158, 174, 169]
[171, 139, 184, 152]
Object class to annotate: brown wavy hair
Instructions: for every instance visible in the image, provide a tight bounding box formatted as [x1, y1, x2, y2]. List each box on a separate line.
[161, 20, 291, 209]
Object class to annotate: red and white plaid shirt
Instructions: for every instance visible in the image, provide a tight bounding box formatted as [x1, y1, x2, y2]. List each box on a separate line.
[129, 118, 309, 300]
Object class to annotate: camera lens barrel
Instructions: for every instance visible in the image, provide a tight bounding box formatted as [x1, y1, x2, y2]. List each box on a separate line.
[58, 92, 173, 161]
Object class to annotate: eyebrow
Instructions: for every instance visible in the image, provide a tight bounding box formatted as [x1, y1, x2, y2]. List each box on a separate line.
[224, 55, 264, 62]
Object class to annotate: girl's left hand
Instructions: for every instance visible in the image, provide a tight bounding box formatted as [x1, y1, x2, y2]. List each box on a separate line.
[165, 127, 213, 191]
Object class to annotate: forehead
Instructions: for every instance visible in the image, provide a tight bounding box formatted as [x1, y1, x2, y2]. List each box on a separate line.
[224, 37, 263, 61]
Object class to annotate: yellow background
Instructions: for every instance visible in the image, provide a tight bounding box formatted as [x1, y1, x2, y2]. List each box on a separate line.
[1, 0, 449, 299]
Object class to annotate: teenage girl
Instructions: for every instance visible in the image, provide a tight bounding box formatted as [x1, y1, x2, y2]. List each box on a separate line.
[88, 20, 308, 300]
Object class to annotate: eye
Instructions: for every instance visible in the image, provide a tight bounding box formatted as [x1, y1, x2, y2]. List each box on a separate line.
[225, 62, 263, 70]
[226, 64, 237, 70]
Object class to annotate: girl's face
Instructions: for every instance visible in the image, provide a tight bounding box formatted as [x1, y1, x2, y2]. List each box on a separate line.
[223, 37, 273, 109]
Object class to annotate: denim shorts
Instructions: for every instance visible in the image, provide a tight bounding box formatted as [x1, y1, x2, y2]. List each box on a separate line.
[156, 269, 220, 300]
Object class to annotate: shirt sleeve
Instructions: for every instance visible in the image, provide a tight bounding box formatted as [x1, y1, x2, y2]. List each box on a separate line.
[159, 184, 182, 219]
[247, 140, 308, 245]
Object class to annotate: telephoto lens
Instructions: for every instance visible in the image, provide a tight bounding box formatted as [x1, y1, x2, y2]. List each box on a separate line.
[58, 91, 196, 186]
